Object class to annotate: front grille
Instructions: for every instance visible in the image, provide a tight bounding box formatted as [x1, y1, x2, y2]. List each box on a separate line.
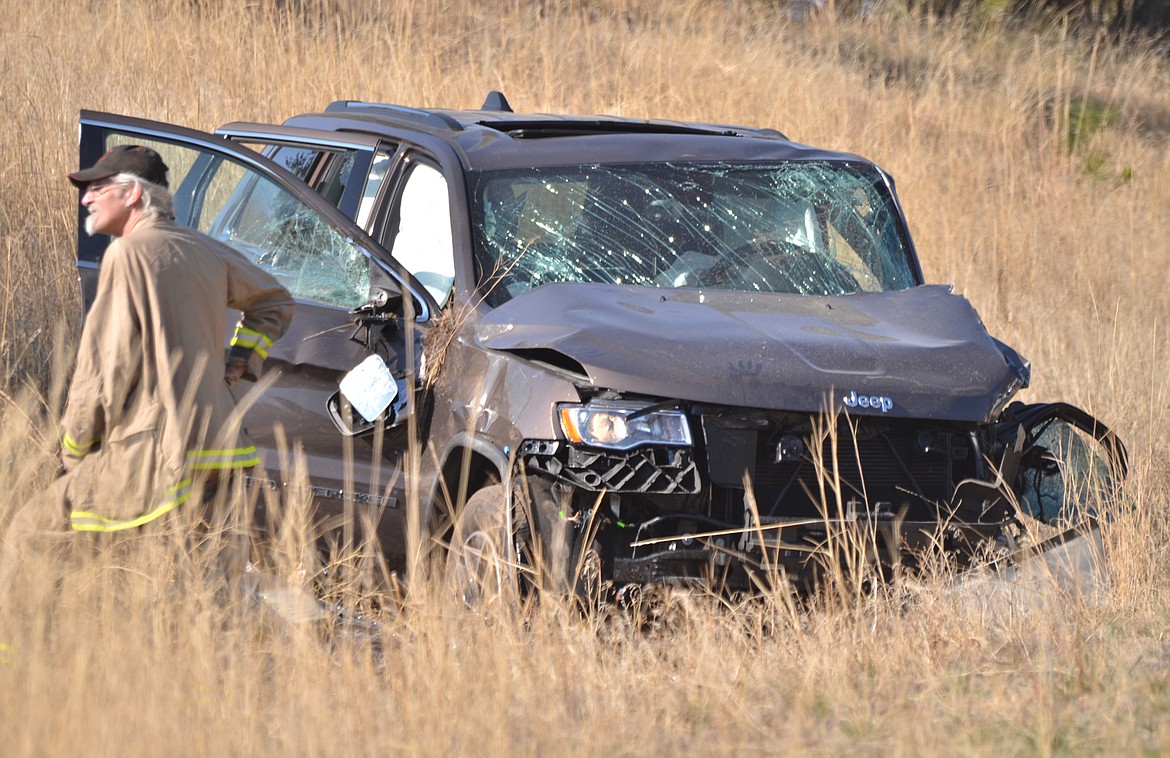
[704, 416, 964, 521]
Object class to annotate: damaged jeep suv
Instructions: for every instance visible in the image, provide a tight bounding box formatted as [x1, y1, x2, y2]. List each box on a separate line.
[75, 93, 1127, 600]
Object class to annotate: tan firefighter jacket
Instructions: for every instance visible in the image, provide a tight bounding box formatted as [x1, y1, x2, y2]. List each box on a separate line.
[60, 216, 294, 532]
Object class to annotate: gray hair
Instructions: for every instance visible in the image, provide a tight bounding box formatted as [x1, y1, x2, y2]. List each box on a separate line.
[111, 171, 175, 221]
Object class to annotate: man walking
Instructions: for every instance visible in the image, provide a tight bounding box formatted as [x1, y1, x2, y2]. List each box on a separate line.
[0, 144, 294, 595]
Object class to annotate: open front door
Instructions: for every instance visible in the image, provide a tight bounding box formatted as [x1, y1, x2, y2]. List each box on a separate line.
[76, 111, 433, 568]
[1002, 402, 1128, 530]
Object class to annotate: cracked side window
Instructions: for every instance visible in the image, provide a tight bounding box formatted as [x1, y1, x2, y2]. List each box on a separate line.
[192, 155, 370, 309]
[471, 161, 916, 305]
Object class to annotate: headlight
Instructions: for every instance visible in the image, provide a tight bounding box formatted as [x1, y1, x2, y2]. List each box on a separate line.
[558, 402, 692, 450]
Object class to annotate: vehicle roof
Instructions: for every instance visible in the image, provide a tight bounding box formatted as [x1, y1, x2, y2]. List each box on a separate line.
[279, 92, 874, 172]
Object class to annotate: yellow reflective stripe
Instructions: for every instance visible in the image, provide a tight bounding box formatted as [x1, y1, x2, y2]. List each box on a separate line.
[0, 642, 12, 666]
[230, 327, 273, 359]
[69, 479, 193, 533]
[62, 433, 97, 457]
[187, 446, 260, 471]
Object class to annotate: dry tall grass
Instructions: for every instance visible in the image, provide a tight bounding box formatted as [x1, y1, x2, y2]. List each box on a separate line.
[2, 0, 1169, 754]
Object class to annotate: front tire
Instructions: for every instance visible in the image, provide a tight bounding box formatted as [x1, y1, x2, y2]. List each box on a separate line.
[445, 485, 530, 610]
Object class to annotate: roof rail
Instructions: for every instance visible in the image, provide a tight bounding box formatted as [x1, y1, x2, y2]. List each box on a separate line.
[324, 100, 463, 131]
[481, 91, 513, 113]
[476, 119, 768, 140]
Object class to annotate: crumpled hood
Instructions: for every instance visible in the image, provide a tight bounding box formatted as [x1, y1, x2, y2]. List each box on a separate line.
[475, 283, 1028, 422]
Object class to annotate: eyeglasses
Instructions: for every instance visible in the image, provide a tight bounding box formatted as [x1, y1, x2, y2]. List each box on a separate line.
[83, 182, 121, 199]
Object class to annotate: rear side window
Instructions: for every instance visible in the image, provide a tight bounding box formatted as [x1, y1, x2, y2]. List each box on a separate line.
[266, 145, 358, 209]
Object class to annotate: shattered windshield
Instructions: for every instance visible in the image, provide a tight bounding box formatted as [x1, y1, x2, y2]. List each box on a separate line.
[471, 161, 917, 305]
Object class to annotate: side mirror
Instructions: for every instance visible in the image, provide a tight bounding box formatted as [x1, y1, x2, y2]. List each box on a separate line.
[327, 354, 405, 437]
[327, 390, 384, 437]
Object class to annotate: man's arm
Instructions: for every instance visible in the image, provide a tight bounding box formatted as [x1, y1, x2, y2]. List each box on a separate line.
[60, 243, 142, 468]
[223, 253, 294, 383]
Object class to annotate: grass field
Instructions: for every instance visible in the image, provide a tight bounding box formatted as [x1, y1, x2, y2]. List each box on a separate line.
[1, 0, 1169, 753]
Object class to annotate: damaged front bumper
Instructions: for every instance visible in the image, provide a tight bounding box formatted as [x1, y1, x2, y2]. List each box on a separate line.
[514, 401, 1127, 596]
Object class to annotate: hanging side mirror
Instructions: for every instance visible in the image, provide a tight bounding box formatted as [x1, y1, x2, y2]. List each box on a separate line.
[328, 390, 383, 436]
[327, 354, 404, 437]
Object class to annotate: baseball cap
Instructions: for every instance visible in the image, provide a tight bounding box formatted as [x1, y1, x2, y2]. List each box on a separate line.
[68, 144, 170, 189]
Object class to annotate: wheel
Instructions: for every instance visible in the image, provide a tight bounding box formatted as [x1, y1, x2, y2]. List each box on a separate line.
[445, 484, 531, 610]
